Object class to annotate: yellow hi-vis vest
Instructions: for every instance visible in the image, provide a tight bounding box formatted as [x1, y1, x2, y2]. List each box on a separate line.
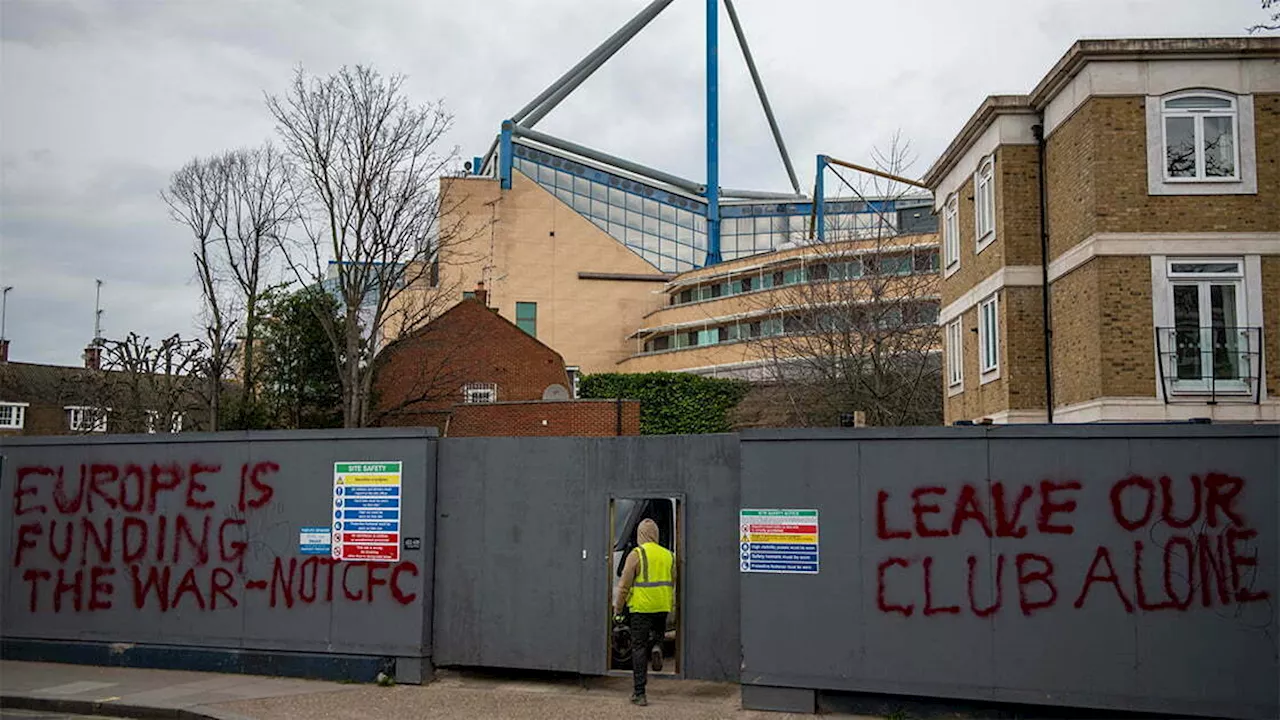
[627, 542, 674, 613]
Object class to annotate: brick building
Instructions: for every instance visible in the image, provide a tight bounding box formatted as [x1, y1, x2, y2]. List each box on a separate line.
[925, 37, 1279, 424]
[371, 288, 639, 436]
[0, 339, 193, 436]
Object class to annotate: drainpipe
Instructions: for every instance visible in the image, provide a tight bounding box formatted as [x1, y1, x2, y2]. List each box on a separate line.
[1032, 121, 1054, 424]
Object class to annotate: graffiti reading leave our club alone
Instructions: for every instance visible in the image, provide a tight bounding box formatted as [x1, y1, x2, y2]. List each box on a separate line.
[872, 473, 1270, 618]
[11, 460, 419, 614]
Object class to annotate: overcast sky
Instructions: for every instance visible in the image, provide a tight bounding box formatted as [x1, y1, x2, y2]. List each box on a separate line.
[0, 0, 1267, 365]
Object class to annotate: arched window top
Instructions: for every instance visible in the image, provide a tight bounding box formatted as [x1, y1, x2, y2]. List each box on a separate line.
[1163, 91, 1236, 112]
[1160, 90, 1240, 182]
[974, 155, 995, 248]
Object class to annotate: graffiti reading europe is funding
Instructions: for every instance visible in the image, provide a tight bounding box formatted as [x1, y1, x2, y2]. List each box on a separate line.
[873, 473, 1270, 618]
[11, 461, 419, 613]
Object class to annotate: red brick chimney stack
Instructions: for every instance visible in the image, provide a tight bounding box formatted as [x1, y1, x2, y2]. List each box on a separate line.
[474, 281, 488, 306]
[0, 338, 9, 364]
[84, 343, 102, 370]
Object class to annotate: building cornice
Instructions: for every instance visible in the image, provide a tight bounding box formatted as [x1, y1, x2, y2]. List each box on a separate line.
[922, 96, 1034, 188]
[1048, 232, 1280, 283]
[939, 266, 1042, 325]
[923, 37, 1280, 190]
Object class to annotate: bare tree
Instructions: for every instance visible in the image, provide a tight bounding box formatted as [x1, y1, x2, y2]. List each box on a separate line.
[1250, 0, 1279, 32]
[747, 135, 943, 426]
[267, 65, 471, 427]
[164, 161, 233, 431]
[76, 333, 208, 434]
[209, 145, 294, 425]
[165, 146, 294, 429]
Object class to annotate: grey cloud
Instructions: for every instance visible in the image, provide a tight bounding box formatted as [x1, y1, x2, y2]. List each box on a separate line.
[0, 1, 91, 45]
[0, 0, 1261, 364]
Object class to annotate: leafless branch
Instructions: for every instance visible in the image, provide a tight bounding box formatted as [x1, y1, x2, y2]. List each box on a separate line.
[163, 160, 235, 430]
[78, 332, 209, 434]
[746, 135, 942, 426]
[267, 65, 478, 427]
[1248, 0, 1280, 32]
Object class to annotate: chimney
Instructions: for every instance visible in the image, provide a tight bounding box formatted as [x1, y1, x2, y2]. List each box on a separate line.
[0, 338, 9, 364]
[474, 281, 488, 307]
[84, 342, 102, 370]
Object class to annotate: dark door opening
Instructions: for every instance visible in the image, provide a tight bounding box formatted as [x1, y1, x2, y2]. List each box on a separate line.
[608, 496, 681, 676]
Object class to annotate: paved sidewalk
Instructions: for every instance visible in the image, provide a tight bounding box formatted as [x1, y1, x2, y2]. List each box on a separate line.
[1, 661, 341, 719]
[1, 662, 873, 720]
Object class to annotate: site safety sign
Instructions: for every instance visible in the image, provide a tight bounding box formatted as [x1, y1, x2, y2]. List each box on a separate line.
[739, 509, 819, 574]
[333, 461, 402, 562]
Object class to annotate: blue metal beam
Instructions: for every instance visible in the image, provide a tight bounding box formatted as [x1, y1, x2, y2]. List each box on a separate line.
[499, 121, 514, 190]
[815, 154, 827, 242]
[704, 0, 722, 265]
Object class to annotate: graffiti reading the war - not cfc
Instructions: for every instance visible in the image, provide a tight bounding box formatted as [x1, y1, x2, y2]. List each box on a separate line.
[11, 461, 419, 614]
[872, 473, 1270, 618]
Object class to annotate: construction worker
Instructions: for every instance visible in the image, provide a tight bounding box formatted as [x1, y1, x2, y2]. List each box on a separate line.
[613, 518, 675, 707]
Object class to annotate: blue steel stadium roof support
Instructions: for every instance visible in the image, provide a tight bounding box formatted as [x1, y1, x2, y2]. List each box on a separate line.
[518, 0, 678, 129]
[813, 155, 826, 242]
[483, 0, 678, 173]
[722, 0, 801, 196]
[704, 0, 722, 265]
[512, 125, 706, 195]
[506, 0, 675, 126]
[809, 154, 929, 241]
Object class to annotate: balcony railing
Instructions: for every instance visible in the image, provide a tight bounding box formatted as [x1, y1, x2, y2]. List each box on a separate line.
[1155, 326, 1263, 405]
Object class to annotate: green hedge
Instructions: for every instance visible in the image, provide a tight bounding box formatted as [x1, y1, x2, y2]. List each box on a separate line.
[580, 372, 750, 435]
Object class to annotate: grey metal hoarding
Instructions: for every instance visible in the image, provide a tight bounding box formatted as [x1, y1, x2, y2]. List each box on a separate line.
[739, 425, 1279, 719]
[432, 435, 740, 681]
[0, 429, 436, 676]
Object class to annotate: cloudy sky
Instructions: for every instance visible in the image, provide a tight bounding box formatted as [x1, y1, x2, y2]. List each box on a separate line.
[0, 0, 1268, 365]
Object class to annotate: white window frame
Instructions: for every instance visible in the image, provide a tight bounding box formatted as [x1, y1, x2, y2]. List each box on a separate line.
[978, 295, 1000, 381]
[942, 194, 960, 277]
[146, 410, 184, 434]
[1162, 257, 1250, 395]
[1146, 91, 1256, 196]
[1160, 91, 1240, 183]
[566, 366, 581, 399]
[946, 320, 964, 392]
[462, 382, 497, 404]
[974, 156, 995, 252]
[0, 401, 29, 430]
[66, 405, 107, 433]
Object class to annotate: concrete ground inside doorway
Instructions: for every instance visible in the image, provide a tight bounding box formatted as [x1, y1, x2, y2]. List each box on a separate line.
[1, 662, 877, 720]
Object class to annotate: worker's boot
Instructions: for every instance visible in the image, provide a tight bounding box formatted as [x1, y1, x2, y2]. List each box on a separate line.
[651, 647, 663, 672]
[630, 693, 648, 706]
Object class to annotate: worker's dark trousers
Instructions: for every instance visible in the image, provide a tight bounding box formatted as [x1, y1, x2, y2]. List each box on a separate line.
[629, 611, 667, 696]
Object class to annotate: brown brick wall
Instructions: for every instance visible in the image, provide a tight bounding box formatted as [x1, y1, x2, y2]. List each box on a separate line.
[941, 146, 1042, 308]
[1098, 257, 1156, 398]
[1045, 100, 1099, 261]
[1050, 256, 1156, 408]
[372, 299, 571, 424]
[1004, 286, 1047, 410]
[24, 405, 71, 436]
[0, 404, 79, 436]
[1046, 95, 1280, 261]
[940, 175, 1005, 306]
[447, 400, 640, 437]
[1264, 257, 1280, 398]
[1050, 260, 1102, 407]
[996, 145, 1044, 267]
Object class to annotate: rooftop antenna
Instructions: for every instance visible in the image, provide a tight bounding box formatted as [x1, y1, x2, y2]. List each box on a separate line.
[93, 279, 104, 344]
[1, 286, 12, 340]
